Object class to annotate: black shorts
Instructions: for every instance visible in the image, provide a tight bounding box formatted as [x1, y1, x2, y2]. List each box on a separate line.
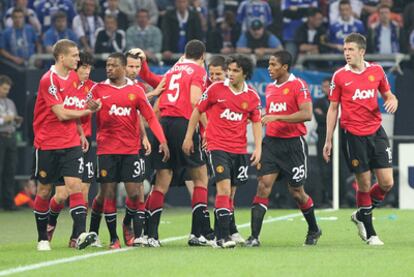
[33, 146, 84, 184]
[97, 154, 145, 183]
[152, 117, 205, 170]
[82, 136, 95, 183]
[209, 150, 249, 187]
[342, 126, 392, 174]
[257, 136, 308, 187]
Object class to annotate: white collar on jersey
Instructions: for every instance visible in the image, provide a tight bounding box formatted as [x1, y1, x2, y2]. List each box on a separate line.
[345, 61, 371, 74]
[273, 73, 296, 87]
[50, 65, 70, 80]
[103, 77, 134, 89]
[224, 78, 248, 95]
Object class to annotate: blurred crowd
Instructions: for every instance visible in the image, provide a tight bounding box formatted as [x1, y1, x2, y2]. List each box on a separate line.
[0, 0, 413, 67]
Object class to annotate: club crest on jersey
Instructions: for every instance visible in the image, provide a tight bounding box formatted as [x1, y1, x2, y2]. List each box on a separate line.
[128, 93, 136, 101]
[48, 85, 58, 99]
[352, 89, 375, 100]
[256, 163, 262, 170]
[220, 109, 242, 121]
[109, 104, 131, 116]
[73, 81, 77, 88]
[352, 159, 359, 167]
[283, 88, 290, 95]
[269, 102, 287, 113]
[39, 170, 47, 178]
[368, 75, 375, 82]
[241, 101, 249, 110]
[100, 169, 108, 177]
[216, 165, 224, 173]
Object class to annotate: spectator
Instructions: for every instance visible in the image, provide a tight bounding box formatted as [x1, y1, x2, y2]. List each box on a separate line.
[94, 14, 125, 55]
[206, 10, 240, 54]
[367, 4, 400, 55]
[132, 0, 159, 26]
[126, 9, 162, 62]
[329, 0, 363, 22]
[191, 0, 208, 34]
[313, 77, 332, 207]
[327, 0, 365, 52]
[101, 0, 129, 31]
[4, 0, 41, 34]
[294, 8, 326, 55]
[367, 0, 403, 28]
[409, 29, 414, 53]
[161, 0, 202, 61]
[14, 179, 36, 209]
[236, 0, 272, 32]
[35, 0, 77, 32]
[72, 0, 104, 53]
[209, 0, 243, 18]
[236, 19, 283, 61]
[282, 0, 318, 59]
[0, 8, 39, 66]
[42, 11, 78, 53]
[0, 75, 23, 211]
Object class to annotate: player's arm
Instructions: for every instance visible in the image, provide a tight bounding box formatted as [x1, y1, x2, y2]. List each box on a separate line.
[190, 85, 203, 108]
[146, 76, 166, 100]
[323, 101, 339, 163]
[139, 115, 151, 156]
[182, 107, 202, 156]
[138, 96, 169, 162]
[250, 121, 262, 166]
[262, 102, 312, 124]
[52, 104, 94, 121]
[76, 119, 89, 152]
[382, 90, 398, 114]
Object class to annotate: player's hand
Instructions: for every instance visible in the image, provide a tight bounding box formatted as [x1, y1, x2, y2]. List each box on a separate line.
[87, 98, 102, 112]
[159, 142, 170, 162]
[261, 115, 278, 125]
[250, 147, 261, 166]
[147, 77, 166, 100]
[128, 48, 146, 60]
[182, 137, 194, 156]
[384, 96, 398, 114]
[142, 135, 152, 156]
[323, 141, 332, 163]
[80, 135, 89, 153]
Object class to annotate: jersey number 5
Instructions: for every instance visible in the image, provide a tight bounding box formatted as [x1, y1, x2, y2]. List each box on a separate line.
[167, 73, 182, 102]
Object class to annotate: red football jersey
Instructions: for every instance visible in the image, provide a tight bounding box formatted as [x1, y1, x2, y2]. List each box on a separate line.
[91, 78, 165, 155]
[159, 60, 207, 119]
[265, 74, 312, 138]
[329, 62, 391, 136]
[63, 79, 95, 137]
[197, 79, 261, 154]
[33, 66, 81, 150]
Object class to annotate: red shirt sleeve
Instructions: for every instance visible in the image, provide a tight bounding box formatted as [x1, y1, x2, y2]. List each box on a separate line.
[196, 85, 216, 113]
[329, 73, 342, 102]
[378, 66, 391, 95]
[139, 59, 163, 88]
[191, 67, 207, 91]
[136, 88, 166, 144]
[41, 74, 63, 107]
[249, 93, 262, 123]
[295, 79, 312, 105]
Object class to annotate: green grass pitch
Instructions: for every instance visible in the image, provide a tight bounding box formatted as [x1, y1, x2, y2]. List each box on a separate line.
[0, 208, 413, 276]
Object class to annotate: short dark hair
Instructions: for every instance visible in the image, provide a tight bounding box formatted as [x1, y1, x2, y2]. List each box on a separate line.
[137, 8, 149, 15]
[11, 7, 24, 16]
[77, 51, 94, 69]
[339, 0, 351, 7]
[53, 11, 67, 22]
[0, 75, 12, 86]
[344, 32, 367, 49]
[108, 52, 127, 66]
[125, 51, 141, 61]
[323, 77, 331, 83]
[226, 54, 254, 80]
[272, 50, 293, 71]
[52, 39, 78, 60]
[308, 7, 322, 17]
[184, 40, 206, 60]
[208, 55, 227, 70]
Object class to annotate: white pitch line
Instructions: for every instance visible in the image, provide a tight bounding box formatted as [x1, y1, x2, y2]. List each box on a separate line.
[0, 210, 330, 276]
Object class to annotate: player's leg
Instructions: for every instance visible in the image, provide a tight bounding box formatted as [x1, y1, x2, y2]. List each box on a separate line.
[229, 186, 244, 244]
[246, 173, 277, 247]
[123, 182, 139, 247]
[372, 168, 393, 208]
[47, 185, 67, 242]
[89, 187, 104, 237]
[288, 185, 321, 245]
[133, 183, 147, 246]
[214, 178, 235, 248]
[102, 182, 119, 249]
[34, 182, 53, 251]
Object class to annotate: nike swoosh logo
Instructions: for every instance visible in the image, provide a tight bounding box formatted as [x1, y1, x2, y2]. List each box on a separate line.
[218, 214, 228, 217]
[107, 218, 116, 223]
[75, 211, 86, 215]
[217, 99, 226, 102]
[102, 95, 111, 99]
[38, 217, 48, 220]
[60, 88, 64, 92]
[345, 82, 353, 86]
